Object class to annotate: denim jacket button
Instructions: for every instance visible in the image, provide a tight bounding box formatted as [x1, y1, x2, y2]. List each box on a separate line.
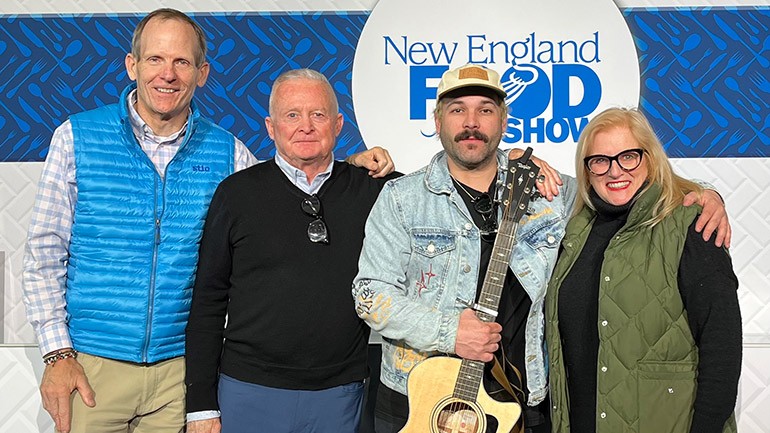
[427, 243, 436, 254]
[547, 234, 556, 244]
[463, 264, 471, 273]
[464, 222, 473, 230]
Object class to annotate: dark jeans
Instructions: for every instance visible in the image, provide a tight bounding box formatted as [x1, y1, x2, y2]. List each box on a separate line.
[373, 413, 406, 433]
[218, 374, 363, 433]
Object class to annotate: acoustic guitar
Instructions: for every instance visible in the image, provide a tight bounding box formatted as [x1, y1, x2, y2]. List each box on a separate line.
[399, 148, 540, 433]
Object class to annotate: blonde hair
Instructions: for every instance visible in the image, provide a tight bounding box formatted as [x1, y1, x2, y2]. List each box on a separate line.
[574, 107, 702, 226]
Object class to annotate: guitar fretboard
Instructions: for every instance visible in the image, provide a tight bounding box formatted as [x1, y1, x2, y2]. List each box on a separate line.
[452, 155, 538, 403]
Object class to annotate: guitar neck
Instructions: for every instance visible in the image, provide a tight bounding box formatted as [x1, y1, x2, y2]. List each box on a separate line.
[452, 210, 518, 401]
[475, 218, 517, 323]
[451, 148, 538, 402]
[454, 358, 488, 401]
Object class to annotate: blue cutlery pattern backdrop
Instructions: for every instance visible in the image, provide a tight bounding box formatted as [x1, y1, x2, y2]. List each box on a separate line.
[0, 8, 768, 162]
[627, 8, 769, 158]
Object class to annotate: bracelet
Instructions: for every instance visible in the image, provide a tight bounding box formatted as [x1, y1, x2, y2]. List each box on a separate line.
[43, 349, 78, 366]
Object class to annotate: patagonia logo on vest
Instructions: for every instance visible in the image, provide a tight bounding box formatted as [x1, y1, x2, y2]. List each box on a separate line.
[193, 165, 211, 172]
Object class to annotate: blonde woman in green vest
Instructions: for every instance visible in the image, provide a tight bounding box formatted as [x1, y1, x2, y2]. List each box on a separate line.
[545, 107, 741, 433]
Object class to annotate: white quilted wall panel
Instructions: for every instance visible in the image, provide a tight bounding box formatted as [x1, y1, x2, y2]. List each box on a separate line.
[1, 163, 42, 344]
[0, 347, 52, 433]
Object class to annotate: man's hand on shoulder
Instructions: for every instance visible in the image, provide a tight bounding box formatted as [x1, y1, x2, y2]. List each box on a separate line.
[684, 189, 731, 248]
[40, 355, 95, 433]
[346, 146, 395, 178]
[507, 148, 562, 201]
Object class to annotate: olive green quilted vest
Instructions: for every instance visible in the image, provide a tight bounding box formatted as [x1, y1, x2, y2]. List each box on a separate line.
[545, 184, 737, 433]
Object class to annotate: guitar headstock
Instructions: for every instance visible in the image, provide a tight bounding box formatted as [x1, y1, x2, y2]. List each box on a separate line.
[500, 148, 541, 225]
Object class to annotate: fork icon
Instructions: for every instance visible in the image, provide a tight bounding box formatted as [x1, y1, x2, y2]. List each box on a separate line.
[7, 59, 48, 98]
[723, 130, 746, 155]
[53, 78, 86, 110]
[750, 72, 770, 93]
[642, 53, 665, 76]
[671, 73, 728, 127]
[702, 53, 743, 93]
[235, 57, 277, 98]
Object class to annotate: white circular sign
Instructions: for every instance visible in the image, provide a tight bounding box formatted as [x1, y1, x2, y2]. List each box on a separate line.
[353, 0, 640, 174]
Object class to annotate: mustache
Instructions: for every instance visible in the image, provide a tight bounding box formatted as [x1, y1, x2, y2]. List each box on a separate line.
[454, 129, 489, 143]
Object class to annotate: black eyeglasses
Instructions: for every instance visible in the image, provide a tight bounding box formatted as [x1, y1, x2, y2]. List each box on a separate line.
[301, 195, 329, 244]
[584, 148, 644, 176]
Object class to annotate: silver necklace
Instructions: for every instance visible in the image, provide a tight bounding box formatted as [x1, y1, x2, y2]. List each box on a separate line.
[451, 177, 497, 238]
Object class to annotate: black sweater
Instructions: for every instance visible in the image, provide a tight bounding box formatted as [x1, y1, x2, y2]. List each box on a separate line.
[185, 160, 395, 412]
[558, 189, 742, 433]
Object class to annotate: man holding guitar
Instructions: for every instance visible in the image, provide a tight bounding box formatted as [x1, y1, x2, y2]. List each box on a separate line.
[352, 64, 731, 433]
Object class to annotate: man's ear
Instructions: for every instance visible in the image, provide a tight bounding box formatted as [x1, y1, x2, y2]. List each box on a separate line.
[334, 113, 344, 137]
[265, 117, 275, 140]
[196, 62, 210, 88]
[125, 53, 137, 81]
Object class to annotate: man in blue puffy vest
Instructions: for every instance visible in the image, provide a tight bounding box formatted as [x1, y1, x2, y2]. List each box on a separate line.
[21, 9, 392, 433]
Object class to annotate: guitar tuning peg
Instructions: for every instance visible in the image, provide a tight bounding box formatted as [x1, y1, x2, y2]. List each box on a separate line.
[531, 190, 543, 200]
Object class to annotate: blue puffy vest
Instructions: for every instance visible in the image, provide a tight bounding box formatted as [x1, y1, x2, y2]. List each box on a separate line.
[66, 84, 235, 363]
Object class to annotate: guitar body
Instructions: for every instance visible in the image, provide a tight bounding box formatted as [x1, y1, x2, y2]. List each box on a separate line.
[399, 356, 521, 433]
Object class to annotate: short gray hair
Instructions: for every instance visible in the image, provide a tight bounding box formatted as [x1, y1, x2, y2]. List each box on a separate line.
[268, 69, 339, 117]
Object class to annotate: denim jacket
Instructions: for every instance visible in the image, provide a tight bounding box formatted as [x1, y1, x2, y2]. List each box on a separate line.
[353, 149, 576, 406]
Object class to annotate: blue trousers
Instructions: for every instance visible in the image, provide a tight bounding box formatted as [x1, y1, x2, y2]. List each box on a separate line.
[218, 374, 365, 433]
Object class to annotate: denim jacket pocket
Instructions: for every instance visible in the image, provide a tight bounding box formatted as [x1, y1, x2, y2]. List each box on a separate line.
[520, 215, 564, 250]
[408, 229, 457, 301]
[411, 229, 456, 257]
[519, 216, 564, 272]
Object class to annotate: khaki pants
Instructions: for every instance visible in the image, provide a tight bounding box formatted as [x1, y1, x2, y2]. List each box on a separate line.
[70, 353, 185, 433]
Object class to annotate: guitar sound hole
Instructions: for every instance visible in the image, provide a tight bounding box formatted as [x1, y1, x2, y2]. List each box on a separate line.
[436, 402, 481, 433]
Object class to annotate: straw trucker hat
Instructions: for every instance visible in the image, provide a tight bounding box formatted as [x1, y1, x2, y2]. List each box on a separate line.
[436, 64, 507, 100]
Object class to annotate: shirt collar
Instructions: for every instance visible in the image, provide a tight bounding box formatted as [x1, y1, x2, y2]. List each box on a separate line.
[127, 89, 189, 146]
[274, 152, 334, 195]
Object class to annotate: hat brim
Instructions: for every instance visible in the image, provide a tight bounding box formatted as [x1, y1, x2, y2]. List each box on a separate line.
[438, 84, 506, 102]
